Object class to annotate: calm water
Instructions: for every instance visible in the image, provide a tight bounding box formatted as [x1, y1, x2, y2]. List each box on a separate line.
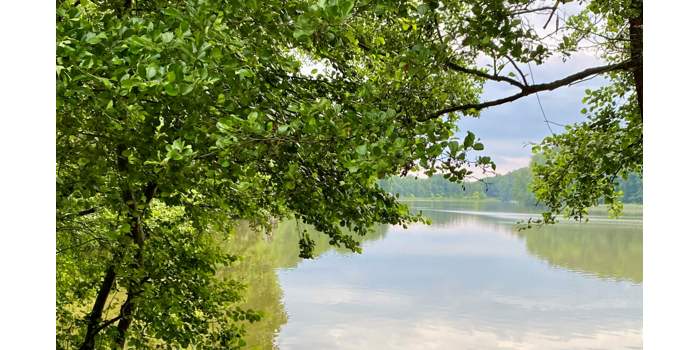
[225, 201, 642, 350]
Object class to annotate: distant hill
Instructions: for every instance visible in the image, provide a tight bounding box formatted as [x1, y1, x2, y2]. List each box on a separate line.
[379, 167, 642, 205]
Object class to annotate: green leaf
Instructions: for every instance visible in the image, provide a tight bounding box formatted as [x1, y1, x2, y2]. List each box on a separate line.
[247, 111, 258, 122]
[98, 77, 113, 89]
[463, 131, 476, 148]
[338, 0, 355, 17]
[236, 68, 254, 79]
[293, 28, 314, 40]
[448, 140, 459, 154]
[146, 65, 158, 79]
[473, 142, 484, 151]
[181, 84, 194, 95]
[164, 83, 178, 96]
[85, 32, 107, 45]
[161, 32, 174, 43]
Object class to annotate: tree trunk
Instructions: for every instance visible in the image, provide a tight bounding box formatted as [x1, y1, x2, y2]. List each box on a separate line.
[79, 265, 116, 350]
[114, 182, 157, 348]
[629, 4, 643, 113]
[115, 293, 135, 348]
[114, 217, 143, 349]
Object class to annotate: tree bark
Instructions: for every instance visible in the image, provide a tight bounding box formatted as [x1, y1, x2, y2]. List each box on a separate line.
[114, 217, 143, 349]
[79, 265, 116, 350]
[78, 144, 129, 349]
[629, 10, 643, 113]
[114, 182, 157, 348]
[115, 293, 135, 348]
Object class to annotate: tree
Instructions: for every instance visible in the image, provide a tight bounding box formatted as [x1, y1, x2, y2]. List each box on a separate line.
[528, 0, 643, 222]
[57, 0, 489, 348]
[57, 0, 642, 347]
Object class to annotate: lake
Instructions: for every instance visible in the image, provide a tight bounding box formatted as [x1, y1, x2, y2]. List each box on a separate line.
[222, 201, 642, 349]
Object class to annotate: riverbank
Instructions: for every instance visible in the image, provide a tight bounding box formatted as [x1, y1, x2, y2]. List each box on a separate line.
[400, 197, 642, 218]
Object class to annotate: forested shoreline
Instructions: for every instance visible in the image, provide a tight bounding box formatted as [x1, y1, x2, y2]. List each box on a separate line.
[380, 167, 642, 205]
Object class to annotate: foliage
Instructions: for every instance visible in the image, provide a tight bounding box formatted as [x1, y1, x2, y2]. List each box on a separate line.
[57, 201, 258, 349]
[380, 175, 484, 199]
[617, 173, 642, 203]
[530, 0, 643, 223]
[531, 69, 642, 222]
[482, 167, 537, 205]
[56, 0, 490, 347]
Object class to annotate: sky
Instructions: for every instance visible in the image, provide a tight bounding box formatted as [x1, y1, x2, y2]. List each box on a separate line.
[454, 53, 607, 174]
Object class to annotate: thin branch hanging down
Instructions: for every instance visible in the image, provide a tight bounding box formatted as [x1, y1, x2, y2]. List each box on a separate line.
[445, 61, 526, 89]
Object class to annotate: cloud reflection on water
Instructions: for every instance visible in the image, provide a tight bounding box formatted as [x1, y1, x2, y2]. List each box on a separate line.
[274, 203, 642, 349]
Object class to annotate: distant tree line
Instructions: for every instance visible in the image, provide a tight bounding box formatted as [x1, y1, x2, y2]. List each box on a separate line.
[380, 167, 642, 205]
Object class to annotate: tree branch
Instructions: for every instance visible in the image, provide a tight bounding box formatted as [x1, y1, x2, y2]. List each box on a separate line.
[96, 315, 123, 333]
[509, 6, 557, 16]
[505, 56, 529, 86]
[59, 207, 98, 221]
[446, 61, 526, 89]
[543, 1, 560, 29]
[423, 59, 636, 120]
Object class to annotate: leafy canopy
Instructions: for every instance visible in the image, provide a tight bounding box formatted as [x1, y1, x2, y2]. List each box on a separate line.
[57, 0, 490, 348]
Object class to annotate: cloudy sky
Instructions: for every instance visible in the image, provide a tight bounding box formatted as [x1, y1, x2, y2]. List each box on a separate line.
[454, 53, 607, 174]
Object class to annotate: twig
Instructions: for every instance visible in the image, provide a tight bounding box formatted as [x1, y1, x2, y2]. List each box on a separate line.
[543, 1, 560, 29]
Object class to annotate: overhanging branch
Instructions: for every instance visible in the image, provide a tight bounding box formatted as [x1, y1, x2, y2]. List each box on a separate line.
[423, 59, 636, 121]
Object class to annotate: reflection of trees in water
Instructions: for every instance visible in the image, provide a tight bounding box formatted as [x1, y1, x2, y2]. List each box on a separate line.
[416, 209, 518, 231]
[262, 220, 389, 269]
[218, 225, 287, 349]
[408, 201, 536, 228]
[515, 223, 642, 284]
[407, 199, 538, 213]
[218, 221, 389, 349]
[410, 202, 643, 284]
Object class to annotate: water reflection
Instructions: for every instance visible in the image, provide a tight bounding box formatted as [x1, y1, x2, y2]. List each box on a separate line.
[411, 201, 642, 283]
[220, 222, 390, 349]
[218, 225, 287, 349]
[516, 223, 642, 283]
[224, 201, 642, 349]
